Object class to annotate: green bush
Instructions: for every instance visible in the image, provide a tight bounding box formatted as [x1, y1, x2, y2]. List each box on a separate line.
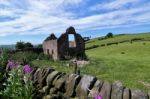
[106, 42, 118, 46]
[0, 66, 33, 99]
[0, 70, 5, 90]
[100, 44, 105, 47]
[98, 37, 106, 40]
[85, 45, 99, 50]
[0, 49, 10, 69]
[37, 53, 52, 60]
[11, 52, 38, 65]
[15, 41, 25, 50]
[105, 32, 113, 38]
[24, 42, 33, 49]
[15, 41, 34, 50]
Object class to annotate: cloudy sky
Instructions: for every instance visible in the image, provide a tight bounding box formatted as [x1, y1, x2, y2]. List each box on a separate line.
[0, 0, 150, 45]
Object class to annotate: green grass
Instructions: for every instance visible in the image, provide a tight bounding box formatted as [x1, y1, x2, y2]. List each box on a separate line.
[32, 60, 74, 74]
[85, 41, 150, 92]
[31, 33, 150, 92]
[86, 32, 150, 47]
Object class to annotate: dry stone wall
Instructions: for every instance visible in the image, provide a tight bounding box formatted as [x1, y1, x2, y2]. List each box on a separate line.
[30, 68, 149, 99]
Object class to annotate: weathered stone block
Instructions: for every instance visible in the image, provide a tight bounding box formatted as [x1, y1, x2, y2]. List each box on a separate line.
[148, 90, 150, 99]
[123, 88, 130, 99]
[111, 81, 124, 99]
[88, 80, 103, 98]
[32, 68, 54, 89]
[76, 75, 97, 99]
[50, 88, 57, 94]
[39, 86, 48, 93]
[99, 81, 111, 99]
[65, 74, 81, 97]
[52, 73, 65, 86]
[33, 68, 41, 83]
[46, 71, 61, 87]
[131, 90, 148, 99]
[38, 68, 54, 88]
[54, 75, 68, 90]
[29, 68, 37, 80]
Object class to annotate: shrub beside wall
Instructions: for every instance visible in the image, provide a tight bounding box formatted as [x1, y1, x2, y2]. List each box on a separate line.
[85, 45, 99, 50]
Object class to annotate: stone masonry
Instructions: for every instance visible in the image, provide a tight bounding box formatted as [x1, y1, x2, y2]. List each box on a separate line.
[30, 67, 149, 99]
[43, 27, 85, 60]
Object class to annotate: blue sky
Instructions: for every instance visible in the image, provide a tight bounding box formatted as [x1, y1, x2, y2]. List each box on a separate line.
[0, 0, 150, 45]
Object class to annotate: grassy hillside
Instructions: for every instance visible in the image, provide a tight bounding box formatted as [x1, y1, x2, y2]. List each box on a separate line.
[85, 41, 150, 91]
[86, 32, 150, 47]
[85, 32, 150, 91]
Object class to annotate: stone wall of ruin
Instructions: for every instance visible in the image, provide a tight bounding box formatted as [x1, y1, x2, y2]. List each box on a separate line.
[30, 67, 149, 99]
[58, 33, 85, 59]
[74, 33, 85, 55]
[42, 40, 58, 60]
[58, 33, 69, 59]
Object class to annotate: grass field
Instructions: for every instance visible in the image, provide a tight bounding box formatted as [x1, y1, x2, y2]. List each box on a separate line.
[86, 32, 150, 47]
[85, 41, 150, 92]
[32, 33, 150, 92]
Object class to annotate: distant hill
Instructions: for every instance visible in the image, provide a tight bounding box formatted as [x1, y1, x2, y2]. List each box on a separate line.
[86, 32, 150, 48]
[0, 44, 42, 50]
[0, 44, 16, 49]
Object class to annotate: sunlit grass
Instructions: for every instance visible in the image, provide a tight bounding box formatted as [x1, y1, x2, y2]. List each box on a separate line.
[85, 41, 150, 92]
[32, 60, 74, 74]
[86, 32, 150, 47]
[32, 40, 150, 92]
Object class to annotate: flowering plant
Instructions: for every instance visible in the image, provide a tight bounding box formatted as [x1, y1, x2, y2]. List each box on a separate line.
[23, 64, 33, 74]
[95, 95, 102, 99]
[6, 60, 18, 70]
[1, 60, 33, 99]
[0, 65, 33, 99]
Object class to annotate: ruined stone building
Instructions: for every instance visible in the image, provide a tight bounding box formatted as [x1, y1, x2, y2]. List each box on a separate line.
[42, 27, 85, 60]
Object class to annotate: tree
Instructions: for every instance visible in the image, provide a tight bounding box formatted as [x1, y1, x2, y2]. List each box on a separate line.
[15, 41, 25, 50]
[15, 41, 34, 50]
[24, 42, 33, 49]
[106, 32, 113, 38]
[37, 44, 42, 48]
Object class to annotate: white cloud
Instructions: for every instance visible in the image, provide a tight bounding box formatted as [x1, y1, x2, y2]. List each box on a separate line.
[0, 0, 150, 37]
[90, 0, 141, 11]
[0, 10, 13, 16]
[70, 4, 150, 29]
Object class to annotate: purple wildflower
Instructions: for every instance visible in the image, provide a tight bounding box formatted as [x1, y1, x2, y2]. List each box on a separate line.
[6, 60, 18, 70]
[23, 65, 33, 74]
[95, 95, 102, 99]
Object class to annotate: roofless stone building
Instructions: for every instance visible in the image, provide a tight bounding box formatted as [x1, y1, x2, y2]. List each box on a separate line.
[42, 27, 85, 60]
